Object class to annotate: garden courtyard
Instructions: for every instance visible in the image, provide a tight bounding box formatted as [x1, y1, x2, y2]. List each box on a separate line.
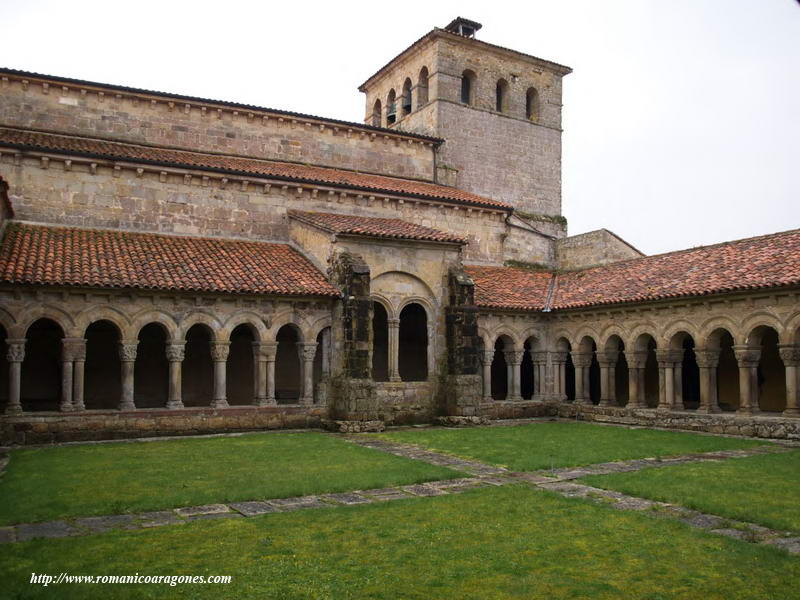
[1, 421, 798, 599]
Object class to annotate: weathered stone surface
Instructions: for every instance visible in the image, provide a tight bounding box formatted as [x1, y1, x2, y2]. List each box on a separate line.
[174, 504, 230, 517]
[321, 492, 371, 505]
[17, 521, 77, 541]
[136, 511, 184, 528]
[402, 484, 445, 497]
[75, 515, 136, 533]
[229, 501, 279, 517]
[0, 527, 15, 544]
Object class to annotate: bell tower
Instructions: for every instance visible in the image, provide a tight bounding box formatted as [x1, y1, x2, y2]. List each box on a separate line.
[359, 18, 572, 219]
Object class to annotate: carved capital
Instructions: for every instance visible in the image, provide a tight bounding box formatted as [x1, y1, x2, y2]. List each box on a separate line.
[504, 350, 524, 366]
[387, 318, 400, 328]
[694, 349, 721, 369]
[627, 351, 648, 369]
[733, 345, 761, 367]
[210, 342, 230, 361]
[118, 342, 138, 362]
[62, 338, 87, 362]
[165, 344, 186, 362]
[550, 351, 568, 365]
[778, 345, 800, 366]
[6, 338, 26, 362]
[571, 352, 593, 368]
[655, 349, 682, 366]
[481, 350, 495, 365]
[298, 342, 318, 362]
[531, 351, 549, 365]
[253, 341, 278, 360]
[596, 351, 618, 367]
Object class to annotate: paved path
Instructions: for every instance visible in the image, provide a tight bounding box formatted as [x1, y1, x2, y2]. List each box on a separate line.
[1, 435, 798, 555]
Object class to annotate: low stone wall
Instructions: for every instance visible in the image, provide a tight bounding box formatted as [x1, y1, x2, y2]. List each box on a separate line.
[375, 382, 435, 426]
[480, 400, 552, 421]
[1, 406, 326, 445]
[556, 403, 800, 440]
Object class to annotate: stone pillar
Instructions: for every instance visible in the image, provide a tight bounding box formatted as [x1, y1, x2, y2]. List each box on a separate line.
[656, 349, 681, 410]
[532, 351, 548, 401]
[60, 338, 79, 412]
[778, 345, 800, 417]
[387, 318, 401, 382]
[551, 352, 568, 401]
[694, 349, 720, 414]
[320, 328, 331, 376]
[6, 339, 25, 415]
[252, 342, 267, 406]
[165, 343, 185, 409]
[263, 342, 278, 405]
[210, 341, 230, 409]
[504, 350, 523, 401]
[118, 341, 138, 411]
[67, 339, 87, 411]
[733, 345, 760, 415]
[299, 342, 318, 405]
[481, 350, 494, 402]
[572, 353, 592, 405]
[597, 351, 618, 407]
[627, 351, 646, 408]
[673, 351, 684, 409]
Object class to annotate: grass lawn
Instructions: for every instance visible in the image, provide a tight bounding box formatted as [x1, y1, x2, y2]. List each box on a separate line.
[376, 422, 763, 471]
[3, 485, 798, 599]
[0, 432, 460, 525]
[581, 449, 800, 533]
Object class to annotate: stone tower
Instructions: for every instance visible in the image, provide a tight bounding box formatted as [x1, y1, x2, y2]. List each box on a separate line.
[359, 17, 572, 218]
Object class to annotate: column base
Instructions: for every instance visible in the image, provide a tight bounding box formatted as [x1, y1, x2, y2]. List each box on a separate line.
[211, 399, 229, 409]
[118, 402, 136, 411]
[259, 397, 278, 407]
[481, 396, 494, 403]
[389, 376, 402, 383]
[59, 402, 74, 412]
[5, 405, 23, 416]
[737, 406, 759, 416]
[507, 395, 523, 402]
[299, 397, 314, 406]
[166, 400, 184, 410]
[72, 403, 86, 412]
[597, 399, 617, 407]
[782, 408, 800, 417]
[696, 405, 721, 415]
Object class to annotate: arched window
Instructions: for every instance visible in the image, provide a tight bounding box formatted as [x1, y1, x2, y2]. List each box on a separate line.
[134, 323, 169, 409]
[183, 324, 214, 407]
[372, 99, 382, 127]
[401, 78, 412, 116]
[372, 302, 389, 382]
[495, 78, 509, 113]
[21, 318, 64, 411]
[526, 87, 539, 121]
[84, 320, 122, 410]
[275, 325, 302, 402]
[461, 70, 476, 105]
[398, 303, 428, 381]
[386, 89, 397, 125]
[417, 67, 429, 107]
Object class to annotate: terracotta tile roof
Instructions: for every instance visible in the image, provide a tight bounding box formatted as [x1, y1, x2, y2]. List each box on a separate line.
[0, 222, 339, 297]
[0, 127, 510, 210]
[465, 265, 553, 311]
[552, 229, 800, 309]
[467, 229, 800, 311]
[288, 210, 467, 244]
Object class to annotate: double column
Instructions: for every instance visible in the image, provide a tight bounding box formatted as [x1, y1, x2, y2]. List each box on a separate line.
[571, 352, 593, 404]
[627, 351, 647, 408]
[531, 351, 548, 401]
[253, 341, 278, 406]
[298, 342, 318, 405]
[210, 341, 230, 409]
[694, 348, 721, 413]
[655, 349, 684, 410]
[504, 350, 523, 401]
[733, 345, 760, 415]
[481, 349, 494, 402]
[387, 318, 401, 382]
[551, 352, 568, 402]
[779, 345, 800, 417]
[5, 339, 26, 415]
[597, 351, 618, 407]
[118, 341, 138, 411]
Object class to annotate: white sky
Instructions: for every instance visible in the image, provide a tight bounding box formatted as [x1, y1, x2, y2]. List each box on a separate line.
[2, 0, 798, 255]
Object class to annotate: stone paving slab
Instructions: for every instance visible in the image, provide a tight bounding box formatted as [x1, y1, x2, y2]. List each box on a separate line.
[359, 488, 411, 501]
[186, 512, 243, 522]
[765, 537, 800, 553]
[175, 504, 230, 517]
[321, 492, 371, 505]
[0, 527, 15, 544]
[136, 511, 184, 528]
[268, 496, 330, 511]
[17, 521, 78, 541]
[75, 514, 136, 533]
[402, 484, 446, 497]
[229, 501, 279, 517]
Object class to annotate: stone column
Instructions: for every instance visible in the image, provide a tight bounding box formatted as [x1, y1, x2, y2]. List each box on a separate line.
[778, 345, 800, 417]
[252, 342, 267, 406]
[572, 353, 592, 405]
[532, 351, 548, 401]
[264, 342, 278, 405]
[733, 345, 760, 415]
[67, 339, 87, 411]
[387, 318, 401, 382]
[60, 338, 78, 412]
[504, 350, 523, 401]
[299, 342, 318, 405]
[694, 349, 720, 414]
[481, 349, 494, 402]
[656, 349, 679, 410]
[673, 351, 684, 409]
[165, 343, 185, 409]
[118, 341, 138, 411]
[6, 339, 25, 415]
[551, 351, 568, 401]
[210, 341, 230, 409]
[627, 351, 646, 408]
[597, 351, 618, 407]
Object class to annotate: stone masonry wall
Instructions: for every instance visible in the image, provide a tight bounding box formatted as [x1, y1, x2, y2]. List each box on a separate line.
[0, 75, 435, 181]
[556, 229, 644, 271]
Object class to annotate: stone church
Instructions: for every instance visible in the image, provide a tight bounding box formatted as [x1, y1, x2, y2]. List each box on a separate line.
[0, 18, 798, 444]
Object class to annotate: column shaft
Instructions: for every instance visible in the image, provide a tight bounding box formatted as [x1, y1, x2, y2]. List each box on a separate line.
[60, 359, 73, 412]
[6, 340, 25, 415]
[388, 319, 400, 382]
[211, 342, 230, 409]
[73, 360, 85, 411]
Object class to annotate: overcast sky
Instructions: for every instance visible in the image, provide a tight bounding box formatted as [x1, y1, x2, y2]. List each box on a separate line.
[2, 0, 798, 255]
